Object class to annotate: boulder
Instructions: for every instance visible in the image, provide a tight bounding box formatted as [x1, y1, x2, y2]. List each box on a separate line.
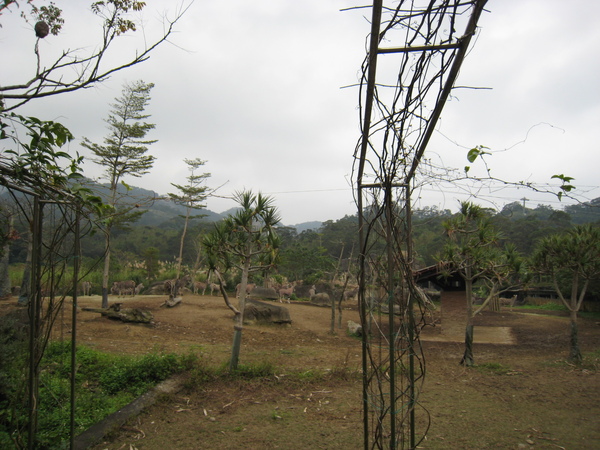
[248, 287, 279, 301]
[102, 307, 153, 324]
[310, 292, 331, 307]
[347, 320, 362, 336]
[244, 299, 292, 325]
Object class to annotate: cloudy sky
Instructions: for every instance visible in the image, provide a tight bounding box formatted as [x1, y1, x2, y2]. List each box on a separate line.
[3, 1, 599, 225]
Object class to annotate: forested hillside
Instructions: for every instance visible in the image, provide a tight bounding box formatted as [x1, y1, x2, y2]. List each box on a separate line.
[4, 181, 600, 294]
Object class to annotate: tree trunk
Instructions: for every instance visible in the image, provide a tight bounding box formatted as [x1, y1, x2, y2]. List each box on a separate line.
[18, 231, 32, 305]
[101, 231, 111, 309]
[330, 294, 335, 334]
[176, 208, 191, 279]
[568, 309, 581, 363]
[461, 272, 475, 366]
[230, 257, 251, 371]
[0, 240, 10, 298]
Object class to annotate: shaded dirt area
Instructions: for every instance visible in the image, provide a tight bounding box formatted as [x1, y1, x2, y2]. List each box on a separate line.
[3, 293, 599, 449]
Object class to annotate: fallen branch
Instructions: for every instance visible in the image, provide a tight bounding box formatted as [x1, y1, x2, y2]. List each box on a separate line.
[161, 296, 182, 308]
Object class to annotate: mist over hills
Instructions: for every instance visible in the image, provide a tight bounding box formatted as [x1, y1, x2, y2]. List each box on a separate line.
[3, 179, 598, 232]
[83, 180, 324, 231]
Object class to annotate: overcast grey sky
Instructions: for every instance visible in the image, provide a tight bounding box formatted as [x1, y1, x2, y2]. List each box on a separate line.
[3, 1, 599, 224]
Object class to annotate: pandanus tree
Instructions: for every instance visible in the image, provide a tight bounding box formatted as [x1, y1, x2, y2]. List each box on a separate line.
[532, 224, 600, 363]
[202, 190, 280, 371]
[440, 201, 522, 366]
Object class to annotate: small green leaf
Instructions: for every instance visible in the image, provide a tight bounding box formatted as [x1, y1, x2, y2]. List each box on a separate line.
[464, 166, 470, 173]
[467, 148, 480, 163]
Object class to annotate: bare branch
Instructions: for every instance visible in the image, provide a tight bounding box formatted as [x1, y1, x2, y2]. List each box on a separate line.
[0, 3, 186, 111]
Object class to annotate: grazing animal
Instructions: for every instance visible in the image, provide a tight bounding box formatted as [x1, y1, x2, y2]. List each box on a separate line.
[308, 285, 316, 298]
[165, 275, 191, 297]
[236, 283, 256, 298]
[134, 283, 144, 295]
[120, 280, 136, 296]
[278, 285, 294, 303]
[163, 279, 175, 296]
[81, 281, 92, 296]
[111, 280, 136, 297]
[499, 294, 518, 307]
[343, 287, 359, 301]
[208, 283, 219, 295]
[193, 281, 207, 295]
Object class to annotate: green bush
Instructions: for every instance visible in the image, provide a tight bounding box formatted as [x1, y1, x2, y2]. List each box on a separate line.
[0, 341, 198, 448]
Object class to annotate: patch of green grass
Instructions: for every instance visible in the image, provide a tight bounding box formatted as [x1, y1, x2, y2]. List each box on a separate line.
[271, 409, 286, 421]
[1, 341, 197, 449]
[231, 361, 276, 378]
[515, 302, 567, 311]
[473, 362, 514, 375]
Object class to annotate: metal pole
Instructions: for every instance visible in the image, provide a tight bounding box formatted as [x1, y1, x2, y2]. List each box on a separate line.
[384, 184, 396, 449]
[406, 186, 416, 449]
[358, 2, 383, 448]
[70, 207, 80, 449]
[27, 196, 43, 449]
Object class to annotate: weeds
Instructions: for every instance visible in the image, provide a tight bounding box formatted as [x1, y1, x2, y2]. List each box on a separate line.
[0, 341, 196, 448]
[544, 350, 600, 372]
[473, 362, 514, 375]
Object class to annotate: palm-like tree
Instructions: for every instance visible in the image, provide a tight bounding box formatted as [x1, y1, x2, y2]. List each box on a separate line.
[203, 190, 280, 370]
[441, 201, 502, 366]
[532, 224, 600, 363]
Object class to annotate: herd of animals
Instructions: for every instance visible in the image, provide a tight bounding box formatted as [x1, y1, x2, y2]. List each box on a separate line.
[79, 277, 360, 304]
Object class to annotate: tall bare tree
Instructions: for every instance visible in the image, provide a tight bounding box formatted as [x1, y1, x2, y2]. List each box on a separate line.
[81, 80, 157, 308]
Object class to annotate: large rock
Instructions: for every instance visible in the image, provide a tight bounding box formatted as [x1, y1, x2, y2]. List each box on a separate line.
[310, 292, 331, 307]
[248, 287, 279, 301]
[244, 299, 292, 325]
[101, 307, 154, 324]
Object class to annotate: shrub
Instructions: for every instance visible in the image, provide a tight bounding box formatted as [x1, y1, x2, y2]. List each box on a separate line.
[0, 341, 197, 448]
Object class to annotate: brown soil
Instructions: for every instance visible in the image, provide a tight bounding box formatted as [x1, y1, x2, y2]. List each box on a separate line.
[4, 293, 599, 449]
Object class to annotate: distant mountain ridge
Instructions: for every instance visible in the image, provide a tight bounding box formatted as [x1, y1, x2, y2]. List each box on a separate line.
[81, 180, 323, 231]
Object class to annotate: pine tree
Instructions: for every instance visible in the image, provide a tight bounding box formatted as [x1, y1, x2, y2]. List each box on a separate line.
[81, 80, 157, 308]
[168, 158, 211, 279]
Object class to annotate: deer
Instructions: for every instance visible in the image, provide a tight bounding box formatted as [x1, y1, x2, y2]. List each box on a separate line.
[278, 285, 295, 303]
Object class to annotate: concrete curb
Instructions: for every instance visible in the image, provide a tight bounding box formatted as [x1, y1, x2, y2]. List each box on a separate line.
[73, 375, 185, 449]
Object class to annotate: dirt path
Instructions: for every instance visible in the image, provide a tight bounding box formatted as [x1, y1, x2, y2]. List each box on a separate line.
[420, 291, 516, 344]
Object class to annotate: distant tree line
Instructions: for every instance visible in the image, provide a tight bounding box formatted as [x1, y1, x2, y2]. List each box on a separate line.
[4, 197, 600, 285]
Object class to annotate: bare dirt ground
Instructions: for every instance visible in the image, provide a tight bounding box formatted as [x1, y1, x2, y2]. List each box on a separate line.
[4, 292, 599, 449]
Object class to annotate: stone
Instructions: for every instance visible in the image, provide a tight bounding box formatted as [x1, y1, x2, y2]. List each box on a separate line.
[248, 287, 279, 301]
[310, 292, 331, 307]
[244, 299, 292, 325]
[347, 320, 362, 336]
